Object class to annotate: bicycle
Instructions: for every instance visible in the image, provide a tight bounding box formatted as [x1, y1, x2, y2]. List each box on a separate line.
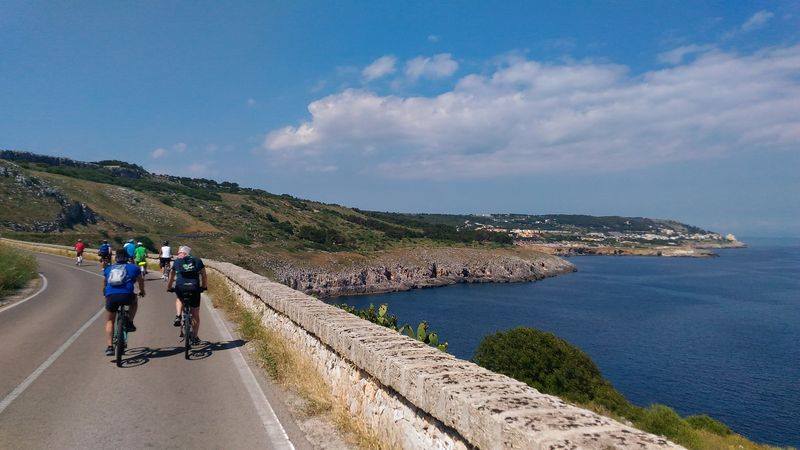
[161, 257, 172, 280]
[112, 304, 130, 367]
[170, 287, 205, 359]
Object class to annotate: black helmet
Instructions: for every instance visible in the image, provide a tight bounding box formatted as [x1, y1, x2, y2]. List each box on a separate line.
[163, 241, 169, 245]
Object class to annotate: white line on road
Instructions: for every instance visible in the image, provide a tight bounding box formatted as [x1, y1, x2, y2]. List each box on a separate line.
[204, 296, 296, 450]
[0, 307, 105, 415]
[0, 273, 48, 314]
[0, 256, 107, 415]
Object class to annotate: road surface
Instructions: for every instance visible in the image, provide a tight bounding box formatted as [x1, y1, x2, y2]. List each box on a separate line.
[0, 252, 309, 449]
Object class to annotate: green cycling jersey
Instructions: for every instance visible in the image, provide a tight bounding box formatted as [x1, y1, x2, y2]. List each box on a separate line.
[134, 246, 147, 263]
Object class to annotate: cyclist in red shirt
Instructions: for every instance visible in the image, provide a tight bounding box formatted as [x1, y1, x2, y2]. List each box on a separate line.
[74, 239, 86, 266]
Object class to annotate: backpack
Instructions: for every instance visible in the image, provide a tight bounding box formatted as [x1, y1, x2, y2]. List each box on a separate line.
[98, 243, 110, 256]
[108, 264, 128, 287]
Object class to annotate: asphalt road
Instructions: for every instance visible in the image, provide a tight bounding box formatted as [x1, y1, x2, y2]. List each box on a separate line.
[0, 253, 309, 449]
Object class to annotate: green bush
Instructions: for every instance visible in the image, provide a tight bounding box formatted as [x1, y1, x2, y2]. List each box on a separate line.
[0, 244, 38, 296]
[686, 414, 732, 436]
[134, 236, 157, 252]
[473, 327, 608, 405]
[636, 405, 701, 449]
[232, 235, 253, 245]
[472, 327, 746, 450]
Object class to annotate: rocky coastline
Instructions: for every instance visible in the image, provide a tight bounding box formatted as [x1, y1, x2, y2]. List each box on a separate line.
[519, 240, 746, 258]
[270, 247, 576, 299]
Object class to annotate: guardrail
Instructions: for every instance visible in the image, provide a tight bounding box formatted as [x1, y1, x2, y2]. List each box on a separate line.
[3, 237, 681, 449]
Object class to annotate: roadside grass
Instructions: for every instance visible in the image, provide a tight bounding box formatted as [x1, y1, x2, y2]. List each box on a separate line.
[206, 271, 388, 450]
[0, 243, 38, 296]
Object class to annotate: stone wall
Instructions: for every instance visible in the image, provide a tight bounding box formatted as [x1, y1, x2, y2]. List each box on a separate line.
[2, 238, 682, 449]
[205, 259, 682, 450]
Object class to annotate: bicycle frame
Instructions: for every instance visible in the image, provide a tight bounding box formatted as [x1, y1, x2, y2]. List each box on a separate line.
[112, 305, 129, 367]
[180, 302, 193, 359]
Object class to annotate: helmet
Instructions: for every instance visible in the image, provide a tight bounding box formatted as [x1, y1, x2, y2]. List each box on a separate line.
[78, 239, 83, 242]
[128, 239, 134, 243]
[163, 241, 169, 246]
[137, 241, 143, 246]
[102, 239, 108, 243]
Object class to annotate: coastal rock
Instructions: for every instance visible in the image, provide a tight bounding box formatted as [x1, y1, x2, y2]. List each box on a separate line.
[272, 247, 576, 298]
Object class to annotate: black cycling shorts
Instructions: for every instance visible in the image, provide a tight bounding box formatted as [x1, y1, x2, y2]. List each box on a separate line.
[159, 257, 171, 268]
[175, 288, 201, 308]
[105, 293, 136, 312]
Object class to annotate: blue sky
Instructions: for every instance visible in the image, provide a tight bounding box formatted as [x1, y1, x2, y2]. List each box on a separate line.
[2, 1, 799, 236]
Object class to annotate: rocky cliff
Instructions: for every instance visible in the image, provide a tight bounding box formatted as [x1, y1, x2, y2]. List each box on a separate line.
[272, 247, 576, 298]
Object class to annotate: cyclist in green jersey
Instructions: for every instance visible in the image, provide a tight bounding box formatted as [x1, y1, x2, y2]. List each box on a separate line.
[134, 241, 148, 275]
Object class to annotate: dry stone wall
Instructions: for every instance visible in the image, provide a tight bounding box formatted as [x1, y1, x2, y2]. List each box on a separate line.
[2, 238, 683, 449]
[205, 260, 682, 450]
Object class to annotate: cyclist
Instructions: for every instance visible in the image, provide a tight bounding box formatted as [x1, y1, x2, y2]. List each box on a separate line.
[159, 241, 172, 280]
[103, 248, 145, 356]
[74, 239, 85, 265]
[166, 245, 207, 345]
[123, 239, 136, 263]
[98, 240, 112, 268]
[134, 241, 148, 275]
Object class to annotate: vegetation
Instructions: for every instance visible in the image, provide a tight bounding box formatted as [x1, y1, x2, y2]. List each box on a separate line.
[473, 327, 774, 450]
[336, 303, 448, 351]
[0, 244, 38, 296]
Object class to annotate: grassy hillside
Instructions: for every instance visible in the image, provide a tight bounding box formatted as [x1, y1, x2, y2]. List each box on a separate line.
[0, 150, 731, 276]
[0, 151, 518, 274]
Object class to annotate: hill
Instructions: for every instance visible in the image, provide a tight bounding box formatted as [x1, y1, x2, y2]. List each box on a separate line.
[0, 150, 734, 295]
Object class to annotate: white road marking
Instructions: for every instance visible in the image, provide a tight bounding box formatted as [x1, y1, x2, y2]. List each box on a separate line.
[0, 256, 107, 414]
[204, 296, 296, 450]
[0, 273, 48, 314]
[0, 307, 105, 414]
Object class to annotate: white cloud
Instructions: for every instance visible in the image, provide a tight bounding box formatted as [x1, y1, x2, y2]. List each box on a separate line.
[264, 46, 800, 179]
[657, 44, 714, 65]
[173, 142, 187, 153]
[405, 53, 458, 80]
[187, 162, 211, 176]
[741, 10, 774, 32]
[362, 55, 397, 81]
[427, 34, 440, 43]
[151, 148, 167, 159]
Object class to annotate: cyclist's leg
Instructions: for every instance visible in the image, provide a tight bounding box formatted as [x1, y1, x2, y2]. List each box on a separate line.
[187, 292, 201, 338]
[191, 306, 200, 338]
[129, 295, 138, 320]
[104, 301, 116, 346]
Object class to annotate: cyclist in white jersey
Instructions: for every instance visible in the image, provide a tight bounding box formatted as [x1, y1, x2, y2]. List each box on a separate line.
[159, 241, 172, 280]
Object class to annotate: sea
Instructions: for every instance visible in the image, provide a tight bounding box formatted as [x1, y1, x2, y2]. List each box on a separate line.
[331, 238, 800, 447]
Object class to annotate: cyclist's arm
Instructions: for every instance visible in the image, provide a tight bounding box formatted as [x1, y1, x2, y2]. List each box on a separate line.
[200, 268, 208, 290]
[102, 277, 107, 296]
[166, 268, 175, 290]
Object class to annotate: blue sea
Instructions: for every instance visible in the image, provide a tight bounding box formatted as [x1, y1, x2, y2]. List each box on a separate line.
[331, 238, 800, 447]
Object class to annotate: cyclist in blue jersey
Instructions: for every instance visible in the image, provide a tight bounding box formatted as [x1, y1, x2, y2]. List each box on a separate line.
[102, 249, 145, 356]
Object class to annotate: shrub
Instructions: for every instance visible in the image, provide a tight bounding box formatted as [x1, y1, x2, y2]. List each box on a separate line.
[473, 327, 608, 405]
[0, 244, 38, 295]
[471, 327, 748, 450]
[134, 236, 157, 252]
[686, 414, 732, 436]
[636, 405, 701, 449]
[232, 235, 252, 245]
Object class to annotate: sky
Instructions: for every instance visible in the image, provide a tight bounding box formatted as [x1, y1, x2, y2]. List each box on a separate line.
[1, 1, 799, 236]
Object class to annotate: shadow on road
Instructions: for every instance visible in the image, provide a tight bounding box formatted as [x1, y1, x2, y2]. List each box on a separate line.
[112, 339, 246, 367]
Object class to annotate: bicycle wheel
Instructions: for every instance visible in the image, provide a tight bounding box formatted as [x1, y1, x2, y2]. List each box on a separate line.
[115, 312, 125, 367]
[183, 310, 191, 360]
